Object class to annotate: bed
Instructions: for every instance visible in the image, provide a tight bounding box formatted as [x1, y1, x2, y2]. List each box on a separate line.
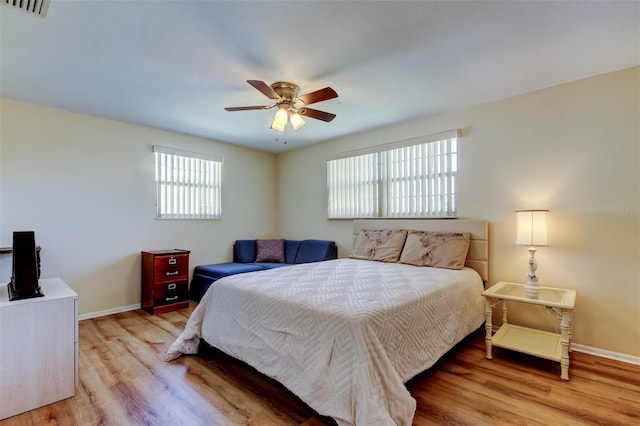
[166, 219, 489, 425]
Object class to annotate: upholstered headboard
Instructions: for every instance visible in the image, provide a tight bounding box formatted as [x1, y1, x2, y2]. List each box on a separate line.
[353, 219, 489, 282]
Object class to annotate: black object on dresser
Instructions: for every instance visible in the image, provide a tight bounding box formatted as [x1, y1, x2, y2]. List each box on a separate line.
[7, 231, 44, 301]
[141, 249, 190, 314]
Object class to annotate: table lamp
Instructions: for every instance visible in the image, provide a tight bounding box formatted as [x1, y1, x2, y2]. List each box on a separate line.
[515, 210, 549, 298]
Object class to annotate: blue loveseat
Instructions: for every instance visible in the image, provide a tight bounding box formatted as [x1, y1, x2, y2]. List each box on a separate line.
[189, 239, 338, 302]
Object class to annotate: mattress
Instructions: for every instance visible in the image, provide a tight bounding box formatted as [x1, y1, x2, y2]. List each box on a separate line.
[166, 258, 484, 425]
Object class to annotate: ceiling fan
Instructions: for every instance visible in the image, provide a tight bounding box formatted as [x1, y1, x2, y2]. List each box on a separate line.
[225, 80, 338, 131]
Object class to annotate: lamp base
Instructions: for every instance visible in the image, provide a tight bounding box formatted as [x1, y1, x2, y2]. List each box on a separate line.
[524, 246, 540, 299]
[524, 278, 540, 299]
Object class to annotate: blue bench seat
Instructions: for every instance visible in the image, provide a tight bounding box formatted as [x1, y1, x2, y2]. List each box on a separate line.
[189, 239, 337, 302]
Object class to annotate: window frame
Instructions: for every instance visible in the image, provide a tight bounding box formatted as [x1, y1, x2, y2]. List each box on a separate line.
[153, 146, 223, 220]
[326, 130, 458, 219]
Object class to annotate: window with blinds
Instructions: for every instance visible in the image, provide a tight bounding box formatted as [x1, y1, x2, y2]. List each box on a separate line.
[154, 146, 223, 219]
[327, 130, 458, 218]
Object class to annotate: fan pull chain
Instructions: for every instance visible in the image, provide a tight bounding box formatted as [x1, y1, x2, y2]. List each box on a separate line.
[274, 129, 288, 145]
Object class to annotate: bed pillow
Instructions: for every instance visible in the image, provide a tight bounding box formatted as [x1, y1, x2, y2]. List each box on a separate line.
[350, 229, 408, 262]
[399, 231, 471, 270]
[255, 239, 285, 263]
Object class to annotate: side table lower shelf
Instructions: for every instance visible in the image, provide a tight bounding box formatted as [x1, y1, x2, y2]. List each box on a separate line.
[492, 324, 562, 362]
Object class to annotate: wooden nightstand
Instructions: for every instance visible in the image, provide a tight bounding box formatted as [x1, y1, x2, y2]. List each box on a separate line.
[482, 281, 576, 380]
[141, 249, 190, 315]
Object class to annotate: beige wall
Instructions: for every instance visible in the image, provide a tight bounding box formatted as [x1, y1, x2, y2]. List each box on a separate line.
[0, 99, 279, 314]
[1, 67, 638, 357]
[277, 67, 640, 357]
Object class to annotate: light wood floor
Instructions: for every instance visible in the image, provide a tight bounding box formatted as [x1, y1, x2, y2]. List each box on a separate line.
[2, 302, 638, 425]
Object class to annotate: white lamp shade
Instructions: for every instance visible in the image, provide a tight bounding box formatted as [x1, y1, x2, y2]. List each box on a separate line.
[270, 107, 288, 131]
[289, 112, 305, 129]
[515, 210, 549, 246]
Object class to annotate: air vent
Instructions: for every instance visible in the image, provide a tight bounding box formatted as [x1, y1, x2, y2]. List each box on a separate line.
[2, 0, 50, 18]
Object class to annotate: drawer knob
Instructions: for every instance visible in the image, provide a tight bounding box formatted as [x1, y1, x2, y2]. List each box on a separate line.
[166, 271, 179, 276]
[166, 296, 179, 302]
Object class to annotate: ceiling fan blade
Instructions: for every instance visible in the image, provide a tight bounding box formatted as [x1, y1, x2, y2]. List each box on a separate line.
[224, 106, 271, 111]
[296, 87, 338, 106]
[247, 80, 281, 100]
[298, 107, 336, 122]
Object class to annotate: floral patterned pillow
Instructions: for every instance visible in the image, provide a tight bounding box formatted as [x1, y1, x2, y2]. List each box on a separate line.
[399, 231, 471, 269]
[350, 229, 408, 263]
[255, 239, 285, 263]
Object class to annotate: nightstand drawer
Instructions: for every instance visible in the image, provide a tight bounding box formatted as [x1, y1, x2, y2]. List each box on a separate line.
[153, 280, 188, 307]
[154, 254, 189, 281]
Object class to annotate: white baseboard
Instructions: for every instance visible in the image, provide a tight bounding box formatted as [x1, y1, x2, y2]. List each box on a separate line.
[571, 343, 640, 366]
[79, 303, 140, 321]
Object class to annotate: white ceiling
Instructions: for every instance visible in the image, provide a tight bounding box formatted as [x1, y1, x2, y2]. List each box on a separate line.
[1, 1, 638, 153]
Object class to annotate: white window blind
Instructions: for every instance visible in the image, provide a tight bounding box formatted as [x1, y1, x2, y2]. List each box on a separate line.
[327, 130, 458, 218]
[154, 146, 223, 219]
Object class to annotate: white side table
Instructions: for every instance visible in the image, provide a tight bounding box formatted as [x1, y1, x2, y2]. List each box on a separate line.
[482, 281, 576, 380]
[0, 278, 78, 419]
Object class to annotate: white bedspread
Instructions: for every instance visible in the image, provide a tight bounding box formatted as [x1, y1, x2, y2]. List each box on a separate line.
[166, 258, 484, 426]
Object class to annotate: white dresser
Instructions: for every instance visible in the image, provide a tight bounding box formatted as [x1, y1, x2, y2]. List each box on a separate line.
[0, 278, 78, 420]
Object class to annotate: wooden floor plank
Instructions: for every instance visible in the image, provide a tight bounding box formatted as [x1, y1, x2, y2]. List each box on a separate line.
[1, 303, 638, 425]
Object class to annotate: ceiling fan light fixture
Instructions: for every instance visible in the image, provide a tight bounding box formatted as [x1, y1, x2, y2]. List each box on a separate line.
[270, 120, 286, 132]
[226, 80, 338, 133]
[270, 106, 289, 131]
[290, 112, 305, 129]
